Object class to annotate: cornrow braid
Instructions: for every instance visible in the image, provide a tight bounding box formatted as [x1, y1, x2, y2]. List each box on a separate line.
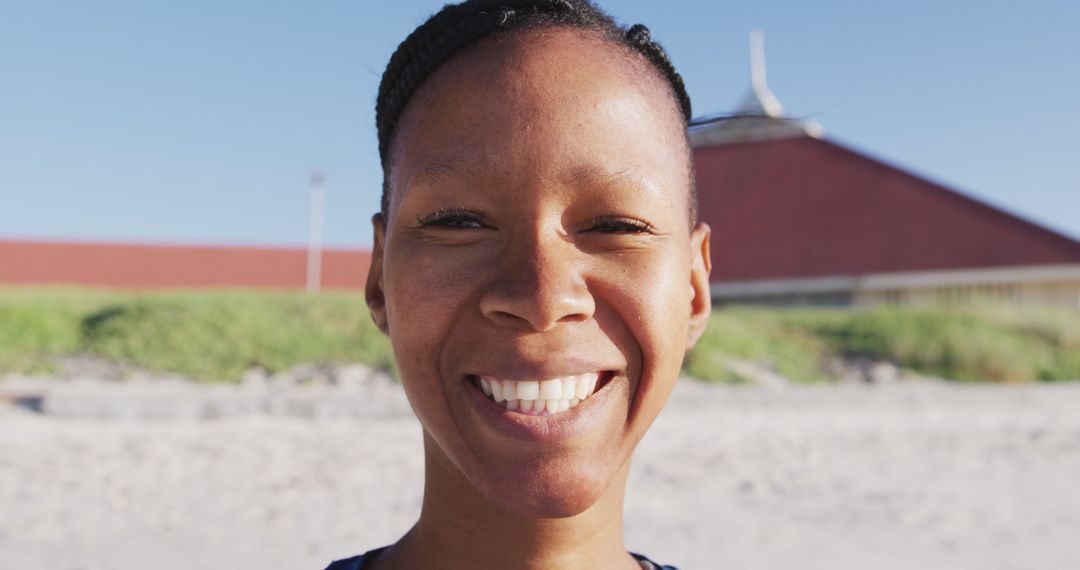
[376, 0, 693, 217]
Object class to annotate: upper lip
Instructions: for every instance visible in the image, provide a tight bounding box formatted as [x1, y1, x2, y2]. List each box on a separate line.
[462, 358, 622, 382]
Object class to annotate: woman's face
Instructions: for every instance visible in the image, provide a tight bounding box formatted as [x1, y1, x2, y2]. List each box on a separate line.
[367, 29, 711, 518]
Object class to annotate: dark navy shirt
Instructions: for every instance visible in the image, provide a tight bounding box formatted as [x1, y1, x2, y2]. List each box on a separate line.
[325, 547, 678, 569]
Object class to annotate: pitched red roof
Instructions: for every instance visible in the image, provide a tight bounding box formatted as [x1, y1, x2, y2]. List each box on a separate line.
[693, 136, 1080, 283]
[0, 240, 370, 290]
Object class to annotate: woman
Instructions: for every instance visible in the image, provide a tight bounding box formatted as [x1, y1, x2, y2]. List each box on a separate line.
[329, 1, 711, 567]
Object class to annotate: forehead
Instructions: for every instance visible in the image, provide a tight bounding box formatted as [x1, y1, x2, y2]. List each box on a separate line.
[387, 27, 690, 211]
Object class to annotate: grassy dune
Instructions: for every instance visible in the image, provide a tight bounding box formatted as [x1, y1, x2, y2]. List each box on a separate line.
[1, 287, 1077, 382]
[687, 304, 1080, 382]
[0, 288, 393, 381]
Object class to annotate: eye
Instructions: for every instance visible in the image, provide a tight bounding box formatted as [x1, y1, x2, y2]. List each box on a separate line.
[417, 208, 489, 229]
[584, 215, 655, 234]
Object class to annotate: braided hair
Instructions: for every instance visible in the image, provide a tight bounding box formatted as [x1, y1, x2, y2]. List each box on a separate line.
[376, 0, 694, 219]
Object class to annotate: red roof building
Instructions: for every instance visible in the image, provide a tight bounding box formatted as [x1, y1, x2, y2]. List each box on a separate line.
[690, 34, 1080, 308]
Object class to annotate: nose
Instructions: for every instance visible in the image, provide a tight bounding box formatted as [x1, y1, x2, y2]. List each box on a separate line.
[479, 234, 595, 332]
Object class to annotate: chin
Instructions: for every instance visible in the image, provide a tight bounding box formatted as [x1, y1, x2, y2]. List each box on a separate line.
[477, 458, 619, 519]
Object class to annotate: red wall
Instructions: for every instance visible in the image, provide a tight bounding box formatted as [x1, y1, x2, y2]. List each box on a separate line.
[693, 137, 1080, 282]
[0, 240, 370, 290]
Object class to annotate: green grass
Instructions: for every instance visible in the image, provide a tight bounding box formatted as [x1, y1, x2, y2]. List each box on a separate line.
[0, 287, 393, 381]
[0, 288, 121, 374]
[687, 304, 1080, 383]
[1, 287, 1077, 382]
[684, 308, 831, 383]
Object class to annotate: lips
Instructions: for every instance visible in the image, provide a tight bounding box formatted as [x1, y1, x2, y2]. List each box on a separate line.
[469, 372, 606, 416]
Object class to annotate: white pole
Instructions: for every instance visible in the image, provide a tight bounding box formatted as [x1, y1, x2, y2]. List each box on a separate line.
[748, 28, 784, 117]
[306, 173, 324, 294]
[749, 28, 768, 93]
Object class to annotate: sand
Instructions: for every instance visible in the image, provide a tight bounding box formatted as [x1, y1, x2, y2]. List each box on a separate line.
[2, 369, 1079, 570]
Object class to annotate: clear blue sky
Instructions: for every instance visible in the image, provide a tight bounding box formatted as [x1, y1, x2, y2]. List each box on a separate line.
[2, 0, 1078, 248]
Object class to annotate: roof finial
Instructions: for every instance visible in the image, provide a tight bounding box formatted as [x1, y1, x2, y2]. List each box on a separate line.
[749, 29, 767, 93]
[748, 28, 784, 118]
[687, 28, 825, 145]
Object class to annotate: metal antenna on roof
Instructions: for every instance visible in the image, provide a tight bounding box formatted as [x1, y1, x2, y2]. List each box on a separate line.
[749, 29, 768, 94]
[748, 29, 784, 118]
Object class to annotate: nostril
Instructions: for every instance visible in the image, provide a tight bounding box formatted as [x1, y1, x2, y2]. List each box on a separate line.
[478, 265, 595, 332]
[483, 309, 553, 334]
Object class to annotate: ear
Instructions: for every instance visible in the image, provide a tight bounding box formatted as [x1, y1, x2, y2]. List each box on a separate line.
[365, 213, 390, 335]
[685, 222, 712, 350]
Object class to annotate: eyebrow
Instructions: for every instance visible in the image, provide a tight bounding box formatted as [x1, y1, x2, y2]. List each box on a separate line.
[563, 165, 636, 190]
[415, 160, 465, 185]
[412, 159, 637, 190]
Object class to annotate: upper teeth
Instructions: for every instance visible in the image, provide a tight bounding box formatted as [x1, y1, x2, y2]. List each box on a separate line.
[479, 373, 600, 414]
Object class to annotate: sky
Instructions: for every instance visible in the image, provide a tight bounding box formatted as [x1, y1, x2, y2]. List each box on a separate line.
[2, 0, 1078, 248]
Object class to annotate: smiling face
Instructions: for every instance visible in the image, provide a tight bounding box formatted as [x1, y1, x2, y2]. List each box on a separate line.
[367, 28, 712, 518]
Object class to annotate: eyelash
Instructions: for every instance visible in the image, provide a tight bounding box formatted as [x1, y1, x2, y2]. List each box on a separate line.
[416, 210, 654, 234]
[417, 208, 488, 229]
[586, 215, 655, 234]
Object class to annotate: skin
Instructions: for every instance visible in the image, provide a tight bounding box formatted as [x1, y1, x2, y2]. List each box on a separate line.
[365, 28, 712, 570]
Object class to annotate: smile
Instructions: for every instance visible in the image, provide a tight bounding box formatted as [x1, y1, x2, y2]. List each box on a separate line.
[470, 372, 607, 416]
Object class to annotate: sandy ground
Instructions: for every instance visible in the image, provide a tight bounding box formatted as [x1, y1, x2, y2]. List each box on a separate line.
[2, 370, 1079, 570]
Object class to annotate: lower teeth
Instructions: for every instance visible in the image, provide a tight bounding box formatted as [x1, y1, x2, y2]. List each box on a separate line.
[501, 398, 580, 413]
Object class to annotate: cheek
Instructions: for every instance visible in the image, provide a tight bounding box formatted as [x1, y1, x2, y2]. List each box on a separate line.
[607, 250, 691, 347]
[380, 249, 477, 439]
[384, 248, 478, 344]
[595, 250, 691, 418]
[381, 246, 484, 401]
[642, 266, 693, 379]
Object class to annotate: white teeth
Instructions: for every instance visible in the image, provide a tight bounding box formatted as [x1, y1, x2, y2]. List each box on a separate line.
[539, 379, 562, 400]
[561, 378, 576, 400]
[516, 381, 539, 400]
[576, 374, 595, 400]
[476, 374, 605, 415]
[502, 381, 517, 401]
